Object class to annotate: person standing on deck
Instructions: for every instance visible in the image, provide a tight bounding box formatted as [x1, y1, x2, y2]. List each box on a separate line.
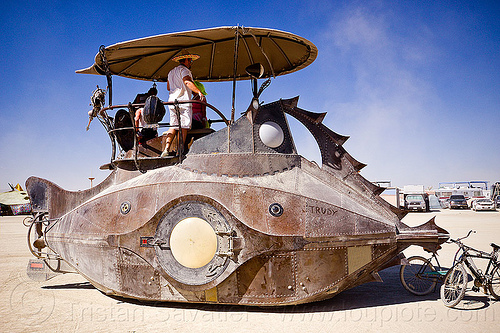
[161, 51, 205, 157]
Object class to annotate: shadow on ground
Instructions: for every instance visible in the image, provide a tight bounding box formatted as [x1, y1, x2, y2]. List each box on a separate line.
[40, 265, 498, 313]
[43, 282, 95, 290]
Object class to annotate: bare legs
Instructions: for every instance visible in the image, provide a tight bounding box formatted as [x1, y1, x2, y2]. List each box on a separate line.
[161, 127, 188, 157]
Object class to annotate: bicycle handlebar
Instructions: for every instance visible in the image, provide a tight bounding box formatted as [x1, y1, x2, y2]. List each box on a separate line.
[449, 229, 476, 244]
[448, 230, 498, 258]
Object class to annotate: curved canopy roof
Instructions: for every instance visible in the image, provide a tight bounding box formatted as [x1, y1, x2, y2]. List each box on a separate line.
[76, 26, 318, 82]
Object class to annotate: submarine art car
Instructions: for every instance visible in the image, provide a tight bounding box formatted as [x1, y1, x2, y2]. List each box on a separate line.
[25, 27, 448, 306]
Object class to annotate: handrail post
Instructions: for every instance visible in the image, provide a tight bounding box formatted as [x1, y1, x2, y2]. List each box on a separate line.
[174, 100, 183, 157]
[231, 26, 239, 124]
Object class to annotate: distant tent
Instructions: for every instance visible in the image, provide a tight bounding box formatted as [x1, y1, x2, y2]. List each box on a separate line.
[0, 185, 31, 216]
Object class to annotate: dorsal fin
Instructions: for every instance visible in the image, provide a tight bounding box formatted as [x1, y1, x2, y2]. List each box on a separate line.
[342, 151, 366, 171]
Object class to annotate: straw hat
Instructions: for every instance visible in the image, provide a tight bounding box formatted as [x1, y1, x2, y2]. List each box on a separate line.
[172, 50, 200, 62]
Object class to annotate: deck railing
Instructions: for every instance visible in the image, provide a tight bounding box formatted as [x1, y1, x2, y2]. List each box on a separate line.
[96, 100, 228, 171]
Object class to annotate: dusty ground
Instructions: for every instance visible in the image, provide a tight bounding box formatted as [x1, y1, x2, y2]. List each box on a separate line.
[1, 209, 499, 333]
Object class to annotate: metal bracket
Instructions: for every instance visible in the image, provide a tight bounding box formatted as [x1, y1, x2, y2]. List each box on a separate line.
[140, 236, 169, 248]
[215, 229, 242, 258]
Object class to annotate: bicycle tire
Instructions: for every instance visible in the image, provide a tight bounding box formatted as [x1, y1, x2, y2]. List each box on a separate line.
[400, 256, 438, 295]
[488, 264, 500, 300]
[441, 263, 468, 307]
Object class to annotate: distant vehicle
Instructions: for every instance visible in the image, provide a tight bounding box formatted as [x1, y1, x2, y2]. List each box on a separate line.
[449, 195, 468, 209]
[402, 185, 430, 212]
[0, 183, 31, 216]
[495, 196, 500, 209]
[492, 183, 500, 204]
[405, 194, 427, 212]
[471, 198, 496, 211]
[435, 181, 490, 206]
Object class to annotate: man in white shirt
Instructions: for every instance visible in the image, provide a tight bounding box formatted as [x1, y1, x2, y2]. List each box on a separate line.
[161, 52, 205, 157]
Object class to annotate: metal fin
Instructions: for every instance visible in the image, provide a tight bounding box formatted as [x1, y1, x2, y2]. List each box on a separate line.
[280, 96, 299, 109]
[342, 151, 366, 171]
[319, 123, 349, 145]
[292, 107, 327, 125]
[389, 204, 408, 220]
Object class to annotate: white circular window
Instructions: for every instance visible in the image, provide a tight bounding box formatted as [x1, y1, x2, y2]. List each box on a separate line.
[259, 121, 284, 148]
[169, 217, 217, 268]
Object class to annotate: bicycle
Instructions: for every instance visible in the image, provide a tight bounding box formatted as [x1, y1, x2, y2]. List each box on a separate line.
[441, 230, 500, 307]
[399, 230, 500, 308]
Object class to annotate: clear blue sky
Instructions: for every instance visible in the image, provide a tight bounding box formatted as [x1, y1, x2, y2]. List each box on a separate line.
[1, 0, 499, 192]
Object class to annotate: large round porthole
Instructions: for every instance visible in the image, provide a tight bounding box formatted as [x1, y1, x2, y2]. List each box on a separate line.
[169, 217, 218, 268]
[154, 201, 231, 286]
[259, 121, 284, 148]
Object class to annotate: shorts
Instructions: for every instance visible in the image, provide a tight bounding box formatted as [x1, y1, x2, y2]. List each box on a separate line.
[168, 104, 192, 129]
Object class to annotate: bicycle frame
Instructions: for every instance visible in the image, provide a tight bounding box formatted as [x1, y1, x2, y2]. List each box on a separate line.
[418, 253, 444, 281]
[452, 239, 498, 288]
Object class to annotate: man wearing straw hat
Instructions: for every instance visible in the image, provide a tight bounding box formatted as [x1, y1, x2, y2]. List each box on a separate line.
[161, 51, 205, 157]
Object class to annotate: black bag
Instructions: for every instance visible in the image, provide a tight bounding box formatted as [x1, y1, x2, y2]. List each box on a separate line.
[143, 95, 166, 124]
[113, 109, 134, 151]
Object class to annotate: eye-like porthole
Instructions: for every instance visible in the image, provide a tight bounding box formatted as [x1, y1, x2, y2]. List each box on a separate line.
[259, 121, 284, 148]
[154, 201, 231, 286]
[169, 217, 218, 269]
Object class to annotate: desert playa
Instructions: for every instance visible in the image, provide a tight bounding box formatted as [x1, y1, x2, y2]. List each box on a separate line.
[1, 209, 499, 333]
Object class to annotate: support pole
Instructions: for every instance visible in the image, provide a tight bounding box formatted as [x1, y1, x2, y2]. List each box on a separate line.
[99, 45, 113, 106]
[231, 26, 240, 123]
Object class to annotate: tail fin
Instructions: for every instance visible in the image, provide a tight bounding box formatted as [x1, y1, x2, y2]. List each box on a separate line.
[397, 217, 449, 252]
[26, 174, 114, 219]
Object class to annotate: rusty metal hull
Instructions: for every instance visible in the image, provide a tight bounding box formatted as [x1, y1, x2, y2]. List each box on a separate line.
[26, 98, 447, 306]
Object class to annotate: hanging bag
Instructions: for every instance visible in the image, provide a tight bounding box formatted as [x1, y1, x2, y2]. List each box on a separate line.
[143, 95, 166, 124]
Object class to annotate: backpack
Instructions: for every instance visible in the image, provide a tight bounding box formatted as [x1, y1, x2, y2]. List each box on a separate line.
[143, 95, 166, 124]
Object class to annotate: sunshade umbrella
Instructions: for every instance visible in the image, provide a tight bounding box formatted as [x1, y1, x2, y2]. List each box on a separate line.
[76, 26, 317, 82]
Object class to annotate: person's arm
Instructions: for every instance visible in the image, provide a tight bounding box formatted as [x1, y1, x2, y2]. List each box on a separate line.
[183, 76, 205, 100]
[134, 108, 142, 129]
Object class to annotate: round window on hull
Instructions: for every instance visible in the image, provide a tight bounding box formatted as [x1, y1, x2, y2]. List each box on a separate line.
[154, 201, 231, 286]
[169, 217, 218, 269]
[259, 121, 284, 148]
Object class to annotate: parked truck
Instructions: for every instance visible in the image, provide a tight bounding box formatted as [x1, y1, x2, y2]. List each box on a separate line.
[402, 185, 430, 212]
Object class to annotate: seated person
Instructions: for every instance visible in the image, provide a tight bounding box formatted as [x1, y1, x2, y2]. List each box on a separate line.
[134, 86, 161, 145]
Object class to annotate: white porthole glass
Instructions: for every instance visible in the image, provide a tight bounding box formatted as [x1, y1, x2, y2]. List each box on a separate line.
[259, 121, 284, 148]
[169, 217, 217, 268]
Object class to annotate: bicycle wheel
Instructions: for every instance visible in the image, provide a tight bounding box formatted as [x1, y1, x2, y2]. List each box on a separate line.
[441, 263, 468, 307]
[400, 256, 437, 295]
[488, 264, 500, 300]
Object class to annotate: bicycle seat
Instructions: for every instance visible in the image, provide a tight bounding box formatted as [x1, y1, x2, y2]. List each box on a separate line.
[491, 243, 500, 251]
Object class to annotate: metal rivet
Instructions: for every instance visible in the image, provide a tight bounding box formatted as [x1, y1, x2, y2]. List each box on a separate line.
[120, 201, 131, 215]
[269, 203, 284, 217]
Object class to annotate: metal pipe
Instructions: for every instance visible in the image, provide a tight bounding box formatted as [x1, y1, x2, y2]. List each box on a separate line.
[231, 26, 239, 123]
[100, 100, 229, 125]
[99, 45, 113, 106]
